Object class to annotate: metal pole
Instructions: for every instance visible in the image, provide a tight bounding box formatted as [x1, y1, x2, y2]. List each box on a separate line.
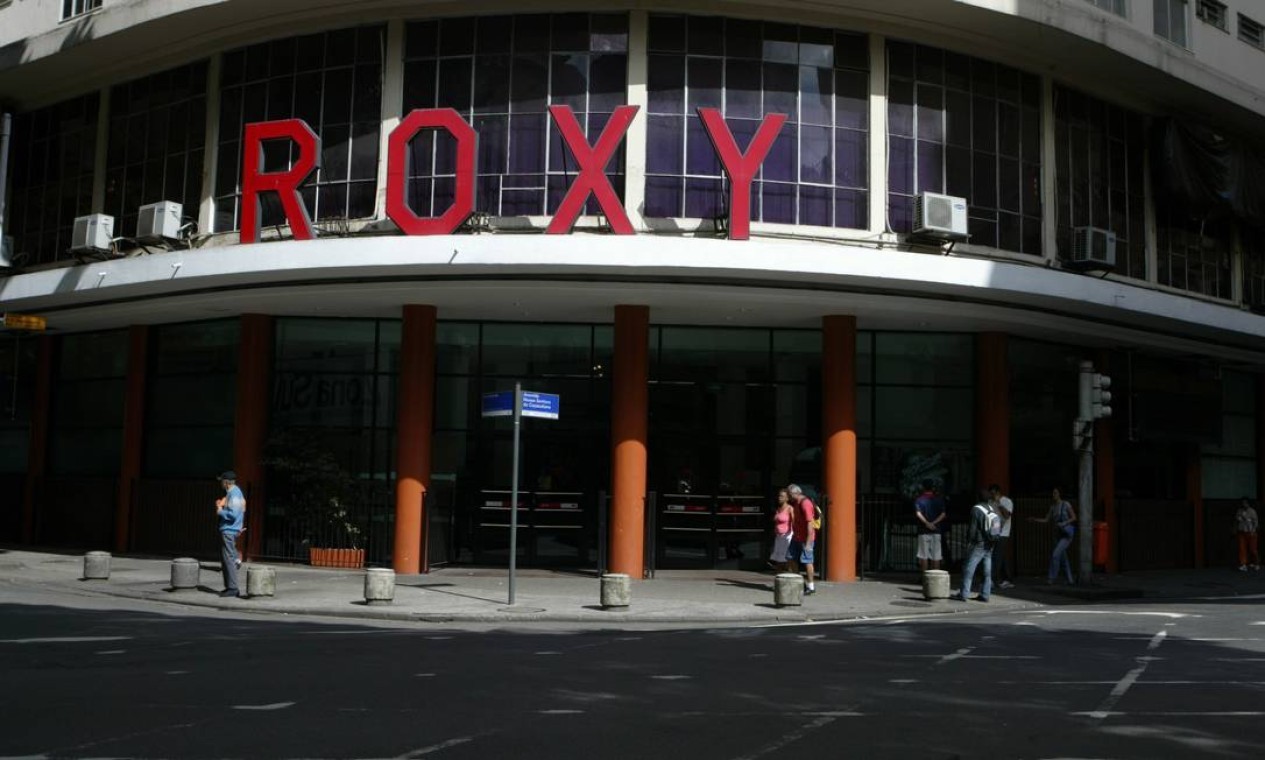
[508, 382, 522, 605]
[1077, 360, 1094, 585]
[0, 112, 12, 244]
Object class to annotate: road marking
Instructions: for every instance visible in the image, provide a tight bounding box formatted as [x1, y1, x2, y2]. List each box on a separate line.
[165, 671, 188, 675]
[0, 636, 132, 644]
[233, 702, 295, 711]
[414, 673, 436, 677]
[1072, 711, 1265, 718]
[95, 650, 126, 655]
[796, 634, 827, 641]
[749, 653, 769, 658]
[396, 734, 486, 758]
[652, 675, 692, 680]
[937, 647, 974, 665]
[1087, 629, 1167, 720]
[1211, 657, 1265, 662]
[534, 651, 561, 655]
[1027, 611, 1193, 619]
[1187, 638, 1262, 642]
[729, 714, 841, 760]
[889, 679, 919, 684]
[537, 709, 584, 715]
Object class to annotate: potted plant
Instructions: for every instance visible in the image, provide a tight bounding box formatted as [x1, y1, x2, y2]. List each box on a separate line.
[264, 430, 365, 568]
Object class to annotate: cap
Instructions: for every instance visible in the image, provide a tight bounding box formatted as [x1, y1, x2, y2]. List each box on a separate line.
[218, 470, 237, 481]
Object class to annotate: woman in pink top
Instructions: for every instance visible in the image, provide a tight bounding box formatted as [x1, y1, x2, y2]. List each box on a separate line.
[768, 488, 794, 571]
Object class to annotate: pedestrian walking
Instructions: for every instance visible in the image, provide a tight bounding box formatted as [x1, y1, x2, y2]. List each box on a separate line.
[785, 484, 818, 595]
[1029, 487, 1076, 584]
[914, 480, 946, 572]
[990, 484, 1015, 588]
[1234, 496, 1260, 571]
[215, 470, 246, 598]
[951, 489, 1000, 602]
[768, 488, 794, 572]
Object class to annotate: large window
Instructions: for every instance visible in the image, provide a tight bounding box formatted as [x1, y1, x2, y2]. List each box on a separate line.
[144, 321, 238, 477]
[1247, 246, 1265, 311]
[1154, 0, 1190, 46]
[645, 15, 870, 229]
[105, 62, 208, 238]
[401, 14, 628, 218]
[49, 331, 127, 476]
[61, 0, 101, 21]
[887, 42, 1042, 254]
[215, 26, 384, 233]
[1156, 210, 1232, 298]
[1054, 86, 1147, 278]
[1201, 371, 1257, 499]
[6, 93, 100, 266]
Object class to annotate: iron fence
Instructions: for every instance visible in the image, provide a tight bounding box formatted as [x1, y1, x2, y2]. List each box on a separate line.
[0, 473, 24, 543]
[259, 480, 396, 566]
[37, 477, 116, 548]
[131, 479, 222, 559]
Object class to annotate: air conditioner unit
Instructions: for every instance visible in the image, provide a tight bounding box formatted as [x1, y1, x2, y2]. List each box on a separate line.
[0, 236, 12, 268]
[1071, 226, 1117, 270]
[912, 191, 969, 240]
[71, 214, 114, 254]
[137, 201, 183, 243]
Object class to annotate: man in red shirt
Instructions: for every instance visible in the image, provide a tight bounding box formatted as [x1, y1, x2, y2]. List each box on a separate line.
[786, 484, 817, 595]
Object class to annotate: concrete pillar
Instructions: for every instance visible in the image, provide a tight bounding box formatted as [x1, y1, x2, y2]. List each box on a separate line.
[170, 557, 200, 590]
[115, 325, 149, 553]
[923, 569, 950, 600]
[234, 314, 273, 560]
[247, 565, 276, 598]
[975, 333, 1009, 491]
[364, 568, 395, 604]
[774, 573, 804, 606]
[610, 305, 649, 578]
[822, 315, 857, 581]
[83, 551, 111, 580]
[394, 305, 437, 574]
[600, 573, 631, 608]
[22, 335, 55, 544]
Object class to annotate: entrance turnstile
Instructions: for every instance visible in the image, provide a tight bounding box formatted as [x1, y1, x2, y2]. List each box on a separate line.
[475, 489, 591, 567]
[658, 493, 768, 570]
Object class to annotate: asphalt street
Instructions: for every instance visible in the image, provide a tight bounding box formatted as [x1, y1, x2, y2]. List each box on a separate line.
[2, 584, 1264, 759]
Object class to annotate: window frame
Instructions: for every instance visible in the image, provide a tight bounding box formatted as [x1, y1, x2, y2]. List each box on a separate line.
[60, 0, 102, 22]
[1154, 0, 1191, 48]
[1085, 0, 1128, 18]
[1238, 14, 1265, 49]
[1196, 0, 1228, 32]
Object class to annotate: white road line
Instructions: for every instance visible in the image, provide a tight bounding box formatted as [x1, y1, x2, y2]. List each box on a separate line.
[1072, 711, 1265, 718]
[232, 702, 295, 711]
[95, 650, 126, 655]
[537, 709, 584, 715]
[1211, 657, 1265, 662]
[1087, 629, 1167, 720]
[0, 636, 132, 644]
[1026, 611, 1193, 619]
[534, 651, 561, 655]
[937, 647, 974, 665]
[729, 715, 840, 760]
[396, 734, 485, 758]
[652, 675, 692, 680]
[1187, 638, 1263, 642]
[414, 673, 436, 677]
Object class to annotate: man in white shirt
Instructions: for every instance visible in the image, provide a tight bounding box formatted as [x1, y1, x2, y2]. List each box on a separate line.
[990, 484, 1015, 589]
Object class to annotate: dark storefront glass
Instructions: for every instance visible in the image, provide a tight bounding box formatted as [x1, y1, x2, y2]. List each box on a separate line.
[645, 15, 870, 228]
[144, 320, 239, 477]
[49, 331, 128, 476]
[1008, 338, 1079, 497]
[887, 42, 1041, 254]
[1201, 370, 1258, 499]
[0, 336, 38, 473]
[401, 14, 628, 218]
[1054, 86, 1147, 279]
[6, 93, 101, 266]
[105, 61, 209, 238]
[215, 26, 384, 232]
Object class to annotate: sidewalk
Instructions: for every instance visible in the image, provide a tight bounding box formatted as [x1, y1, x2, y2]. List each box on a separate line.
[3, 547, 1264, 627]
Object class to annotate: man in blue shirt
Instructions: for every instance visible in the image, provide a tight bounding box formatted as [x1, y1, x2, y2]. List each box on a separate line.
[914, 479, 946, 572]
[215, 470, 246, 598]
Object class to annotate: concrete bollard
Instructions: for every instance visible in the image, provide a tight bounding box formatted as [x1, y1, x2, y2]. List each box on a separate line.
[83, 551, 111, 580]
[774, 573, 805, 606]
[170, 557, 200, 590]
[600, 573, 631, 608]
[923, 569, 951, 600]
[246, 565, 276, 598]
[363, 568, 395, 605]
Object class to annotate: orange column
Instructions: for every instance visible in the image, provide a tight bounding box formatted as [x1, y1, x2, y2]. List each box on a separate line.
[1094, 350, 1117, 573]
[234, 314, 273, 560]
[393, 305, 437, 574]
[1189, 444, 1204, 568]
[610, 305, 648, 577]
[975, 333, 1009, 492]
[21, 335, 56, 544]
[114, 326, 150, 552]
[1258, 375, 1265, 504]
[822, 315, 857, 582]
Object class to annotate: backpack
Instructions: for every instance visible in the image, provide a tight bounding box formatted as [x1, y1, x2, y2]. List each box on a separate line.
[811, 502, 823, 531]
[978, 503, 1002, 543]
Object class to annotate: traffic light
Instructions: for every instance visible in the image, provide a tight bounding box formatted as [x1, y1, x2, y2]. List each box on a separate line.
[1091, 373, 1112, 419]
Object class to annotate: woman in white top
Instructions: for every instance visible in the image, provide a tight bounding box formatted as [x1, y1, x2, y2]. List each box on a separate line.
[1029, 487, 1076, 584]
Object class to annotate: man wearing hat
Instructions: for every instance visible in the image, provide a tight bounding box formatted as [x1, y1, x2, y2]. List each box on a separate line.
[215, 471, 246, 597]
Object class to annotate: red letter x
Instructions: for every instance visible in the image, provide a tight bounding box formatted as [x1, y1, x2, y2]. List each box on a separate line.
[697, 108, 787, 241]
[546, 105, 639, 235]
[240, 119, 321, 244]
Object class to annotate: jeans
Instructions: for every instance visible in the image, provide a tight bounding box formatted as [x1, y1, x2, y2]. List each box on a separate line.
[1049, 529, 1075, 582]
[220, 530, 240, 593]
[960, 543, 993, 600]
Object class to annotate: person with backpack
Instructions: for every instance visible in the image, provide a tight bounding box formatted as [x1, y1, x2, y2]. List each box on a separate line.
[786, 483, 818, 595]
[950, 489, 1000, 602]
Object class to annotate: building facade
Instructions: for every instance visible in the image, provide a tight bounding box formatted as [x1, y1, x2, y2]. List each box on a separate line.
[1, 0, 1263, 578]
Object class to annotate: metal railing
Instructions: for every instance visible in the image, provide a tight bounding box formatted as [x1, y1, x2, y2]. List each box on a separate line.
[259, 480, 395, 566]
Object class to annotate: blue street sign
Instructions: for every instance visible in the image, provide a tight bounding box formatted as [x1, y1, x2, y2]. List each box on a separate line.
[481, 391, 514, 418]
[521, 392, 560, 420]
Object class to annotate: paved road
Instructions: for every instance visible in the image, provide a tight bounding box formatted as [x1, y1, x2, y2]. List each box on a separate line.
[2, 585, 1264, 759]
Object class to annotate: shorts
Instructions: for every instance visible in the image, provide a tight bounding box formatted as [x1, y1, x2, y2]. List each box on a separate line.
[917, 533, 943, 561]
[789, 540, 815, 565]
[770, 532, 792, 562]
